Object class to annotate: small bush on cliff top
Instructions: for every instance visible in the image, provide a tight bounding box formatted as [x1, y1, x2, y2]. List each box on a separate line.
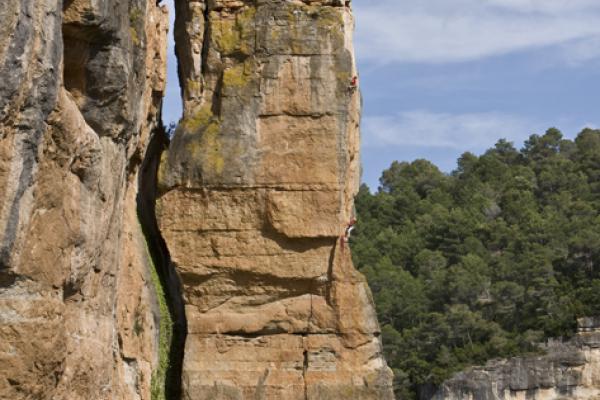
[352, 128, 600, 399]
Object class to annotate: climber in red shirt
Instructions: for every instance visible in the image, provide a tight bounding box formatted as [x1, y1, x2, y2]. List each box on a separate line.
[348, 76, 358, 92]
[343, 217, 357, 242]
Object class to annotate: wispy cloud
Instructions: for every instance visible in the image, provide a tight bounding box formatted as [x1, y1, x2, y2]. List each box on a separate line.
[354, 0, 600, 64]
[485, 0, 600, 14]
[559, 36, 600, 66]
[362, 110, 544, 150]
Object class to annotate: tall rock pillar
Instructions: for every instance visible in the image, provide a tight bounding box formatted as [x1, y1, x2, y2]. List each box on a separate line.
[158, 0, 394, 398]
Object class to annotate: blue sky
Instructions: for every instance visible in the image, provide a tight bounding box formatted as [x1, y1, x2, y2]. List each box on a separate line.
[161, 0, 600, 190]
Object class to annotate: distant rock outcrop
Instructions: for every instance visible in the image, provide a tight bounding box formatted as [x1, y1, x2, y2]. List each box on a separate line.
[430, 317, 600, 400]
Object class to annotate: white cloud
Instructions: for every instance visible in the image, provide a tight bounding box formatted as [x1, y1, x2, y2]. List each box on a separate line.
[559, 36, 600, 66]
[353, 0, 600, 64]
[485, 0, 600, 14]
[362, 110, 543, 150]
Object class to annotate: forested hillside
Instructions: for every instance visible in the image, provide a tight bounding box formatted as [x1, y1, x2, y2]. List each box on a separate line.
[352, 128, 600, 398]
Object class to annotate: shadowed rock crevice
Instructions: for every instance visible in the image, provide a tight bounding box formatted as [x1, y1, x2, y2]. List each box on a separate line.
[138, 126, 187, 400]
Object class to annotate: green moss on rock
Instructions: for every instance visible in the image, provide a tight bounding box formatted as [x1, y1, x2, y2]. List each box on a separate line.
[212, 7, 256, 55]
[156, 150, 170, 193]
[129, 6, 143, 46]
[182, 105, 224, 176]
[139, 225, 173, 400]
[222, 60, 256, 89]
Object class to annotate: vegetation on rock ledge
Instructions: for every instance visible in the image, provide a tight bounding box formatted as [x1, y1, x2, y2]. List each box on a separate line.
[140, 227, 173, 400]
[352, 128, 600, 399]
[149, 260, 173, 400]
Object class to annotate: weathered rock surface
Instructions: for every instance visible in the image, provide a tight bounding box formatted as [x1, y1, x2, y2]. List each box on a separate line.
[430, 317, 600, 400]
[157, 0, 394, 398]
[1, 0, 393, 398]
[0, 1, 169, 398]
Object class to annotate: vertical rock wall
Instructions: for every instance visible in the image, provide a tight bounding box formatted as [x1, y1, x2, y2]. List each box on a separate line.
[0, 0, 394, 398]
[158, 0, 394, 398]
[0, 1, 168, 398]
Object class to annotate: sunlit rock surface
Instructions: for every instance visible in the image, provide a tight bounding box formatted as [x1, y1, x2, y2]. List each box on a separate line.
[157, 0, 394, 398]
[0, 1, 168, 398]
[0, 0, 393, 398]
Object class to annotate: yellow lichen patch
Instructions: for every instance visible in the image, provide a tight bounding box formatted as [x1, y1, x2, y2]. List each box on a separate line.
[211, 7, 256, 54]
[182, 105, 224, 175]
[284, 3, 344, 53]
[186, 79, 202, 97]
[236, 7, 256, 54]
[237, 7, 257, 26]
[130, 27, 140, 46]
[222, 61, 253, 89]
[336, 71, 351, 86]
[317, 7, 344, 43]
[337, 71, 351, 81]
[200, 121, 224, 175]
[268, 26, 281, 43]
[129, 7, 143, 25]
[129, 7, 143, 46]
[181, 105, 214, 132]
[185, 123, 224, 176]
[285, 3, 307, 21]
[157, 150, 170, 193]
[286, 5, 304, 54]
[213, 17, 238, 54]
[317, 7, 344, 29]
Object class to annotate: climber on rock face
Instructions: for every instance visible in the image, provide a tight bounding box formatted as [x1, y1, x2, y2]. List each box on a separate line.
[344, 218, 357, 242]
[348, 75, 358, 93]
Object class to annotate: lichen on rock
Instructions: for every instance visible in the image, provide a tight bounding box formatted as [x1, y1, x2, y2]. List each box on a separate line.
[0, 0, 393, 398]
[0, 0, 170, 398]
[157, 0, 394, 398]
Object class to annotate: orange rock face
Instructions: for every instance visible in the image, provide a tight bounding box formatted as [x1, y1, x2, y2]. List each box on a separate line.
[158, 0, 394, 398]
[0, 1, 169, 398]
[0, 0, 393, 398]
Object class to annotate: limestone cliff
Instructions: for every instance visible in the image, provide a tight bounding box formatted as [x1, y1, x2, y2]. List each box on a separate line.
[429, 318, 600, 400]
[0, 0, 169, 398]
[1, 0, 393, 398]
[156, 0, 394, 398]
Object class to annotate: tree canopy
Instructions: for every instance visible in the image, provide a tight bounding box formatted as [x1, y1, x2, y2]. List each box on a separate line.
[351, 128, 600, 399]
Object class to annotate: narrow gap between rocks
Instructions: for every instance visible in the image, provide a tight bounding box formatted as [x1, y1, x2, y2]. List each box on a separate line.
[137, 126, 186, 399]
[136, 1, 188, 398]
[137, 0, 187, 400]
[135, 1, 191, 398]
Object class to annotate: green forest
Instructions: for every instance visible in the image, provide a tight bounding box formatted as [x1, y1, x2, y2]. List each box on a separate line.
[351, 128, 600, 399]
